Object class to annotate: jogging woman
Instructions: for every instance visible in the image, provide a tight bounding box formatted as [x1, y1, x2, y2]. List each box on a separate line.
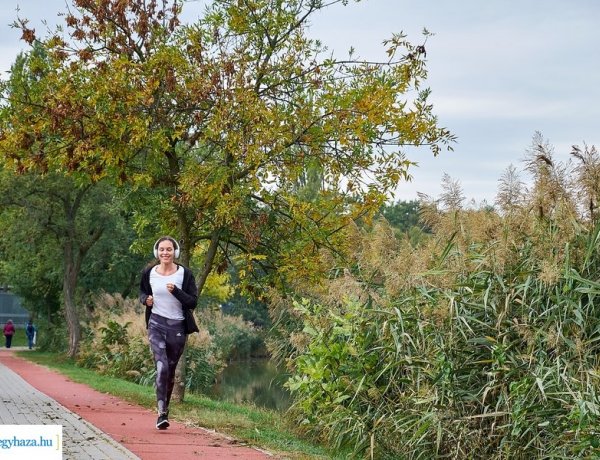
[139, 236, 199, 429]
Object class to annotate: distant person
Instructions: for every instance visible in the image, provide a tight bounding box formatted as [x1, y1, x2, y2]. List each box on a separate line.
[139, 236, 199, 430]
[3, 319, 15, 348]
[25, 319, 36, 350]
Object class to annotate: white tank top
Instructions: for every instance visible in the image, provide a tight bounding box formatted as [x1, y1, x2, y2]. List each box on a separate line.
[149, 265, 185, 320]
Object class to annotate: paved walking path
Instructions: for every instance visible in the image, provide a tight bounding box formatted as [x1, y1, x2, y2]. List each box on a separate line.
[0, 348, 276, 459]
[0, 350, 140, 459]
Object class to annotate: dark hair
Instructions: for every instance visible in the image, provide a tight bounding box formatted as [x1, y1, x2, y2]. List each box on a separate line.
[156, 236, 178, 249]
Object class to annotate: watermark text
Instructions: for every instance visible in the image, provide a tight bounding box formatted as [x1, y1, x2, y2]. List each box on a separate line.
[0, 425, 62, 459]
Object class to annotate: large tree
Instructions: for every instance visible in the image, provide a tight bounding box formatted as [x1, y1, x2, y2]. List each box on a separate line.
[1, 0, 453, 395]
[0, 169, 126, 356]
[0, 46, 146, 357]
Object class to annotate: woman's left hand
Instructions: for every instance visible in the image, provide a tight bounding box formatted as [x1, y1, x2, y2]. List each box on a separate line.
[166, 283, 175, 293]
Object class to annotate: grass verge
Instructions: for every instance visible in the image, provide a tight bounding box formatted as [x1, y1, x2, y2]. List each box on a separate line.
[17, 351, 340, 460]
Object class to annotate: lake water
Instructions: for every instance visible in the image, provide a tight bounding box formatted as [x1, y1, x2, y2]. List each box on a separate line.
[208, 359, 292, 411]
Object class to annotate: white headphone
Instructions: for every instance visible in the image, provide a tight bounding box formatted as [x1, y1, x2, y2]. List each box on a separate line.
[153, 237, 180, 259]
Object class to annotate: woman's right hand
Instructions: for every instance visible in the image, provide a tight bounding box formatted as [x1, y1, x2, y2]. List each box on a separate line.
[146, 295, 154, 306]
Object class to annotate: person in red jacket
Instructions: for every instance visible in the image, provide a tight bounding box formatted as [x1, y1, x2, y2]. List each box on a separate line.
[3, 319, 15, 348]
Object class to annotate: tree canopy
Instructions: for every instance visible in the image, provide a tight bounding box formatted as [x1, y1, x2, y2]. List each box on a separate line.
[0, 0, 453, 360]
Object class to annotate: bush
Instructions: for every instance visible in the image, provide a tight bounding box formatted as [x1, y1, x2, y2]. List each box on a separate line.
[286, 221, 600, 459]
[201, 309, 264, 361]
[183, 309, 264, 392]
[34, 317, 68, 353]
[76, 294, 264, 394]
[77, 308, 155, 384]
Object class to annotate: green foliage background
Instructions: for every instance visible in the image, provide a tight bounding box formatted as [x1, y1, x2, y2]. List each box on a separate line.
[281, 139, 600, 459]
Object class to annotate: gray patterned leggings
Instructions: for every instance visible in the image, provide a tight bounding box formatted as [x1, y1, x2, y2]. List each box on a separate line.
[148, 313, 186, 414]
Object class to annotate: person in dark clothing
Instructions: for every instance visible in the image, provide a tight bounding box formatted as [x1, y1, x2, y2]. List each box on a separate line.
[139, 236, 199, 430]
[3, 319, 15, 348]
[25, 319, 36, 349]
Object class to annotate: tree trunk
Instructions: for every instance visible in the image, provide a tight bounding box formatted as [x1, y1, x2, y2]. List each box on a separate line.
[63, 243, 81, 358]
[63, 276, 81, 358]
[61, 186, 102, 358]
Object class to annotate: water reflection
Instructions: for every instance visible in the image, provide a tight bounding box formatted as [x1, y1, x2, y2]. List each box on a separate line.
[208, 359, 292, 411]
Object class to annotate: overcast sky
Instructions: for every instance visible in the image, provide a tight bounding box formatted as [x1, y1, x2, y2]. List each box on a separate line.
[2, 0, 599, 205]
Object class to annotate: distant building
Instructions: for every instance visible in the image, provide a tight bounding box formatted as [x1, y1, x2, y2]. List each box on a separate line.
[0, 291, 30, 328]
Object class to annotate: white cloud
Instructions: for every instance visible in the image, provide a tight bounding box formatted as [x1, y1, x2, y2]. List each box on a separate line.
[431, 93, 570, 120]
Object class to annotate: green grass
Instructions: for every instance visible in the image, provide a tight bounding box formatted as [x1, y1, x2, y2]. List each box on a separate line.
[17, 351, 341, 460]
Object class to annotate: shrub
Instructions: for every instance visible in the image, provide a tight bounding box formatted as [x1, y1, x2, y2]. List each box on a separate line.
[286, 221, 600, 459]
[34, 317, 68, 352]
[76, 294, 263, 393]
[77, 306, 155, 384]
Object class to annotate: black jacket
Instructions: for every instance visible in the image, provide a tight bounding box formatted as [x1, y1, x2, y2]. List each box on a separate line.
[139, 264, 199, 334]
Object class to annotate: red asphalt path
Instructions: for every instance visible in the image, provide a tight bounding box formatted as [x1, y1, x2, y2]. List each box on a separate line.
[0, 350, 276, 459]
